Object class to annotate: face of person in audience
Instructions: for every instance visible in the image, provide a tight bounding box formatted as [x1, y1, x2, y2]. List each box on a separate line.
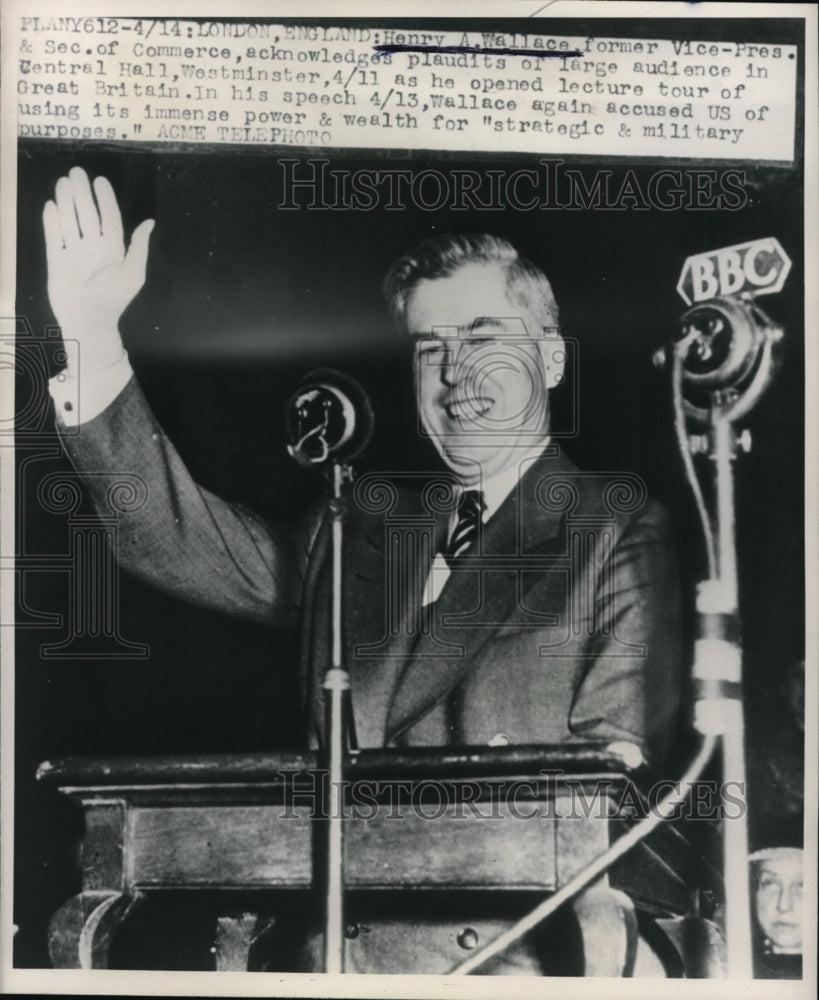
[754, 855, 803, 952]
[407, 261, 563, 486]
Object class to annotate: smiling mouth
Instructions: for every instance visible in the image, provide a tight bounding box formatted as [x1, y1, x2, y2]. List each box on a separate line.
[444, 396, 494, 420]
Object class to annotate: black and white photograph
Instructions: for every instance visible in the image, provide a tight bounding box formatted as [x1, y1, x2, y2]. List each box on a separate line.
[1, 2, 816, 996]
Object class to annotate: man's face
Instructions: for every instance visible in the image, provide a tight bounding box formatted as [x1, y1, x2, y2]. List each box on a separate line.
[754, 857, 803, 952]
[407, 261, 563, 485]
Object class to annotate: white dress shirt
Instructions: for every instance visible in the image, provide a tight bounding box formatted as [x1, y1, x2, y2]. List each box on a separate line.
[421, 444, 550, 607]
[48, 351, 133, 428]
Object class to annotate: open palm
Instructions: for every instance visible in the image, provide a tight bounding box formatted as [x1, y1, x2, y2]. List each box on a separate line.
[43, 167, 154, 371]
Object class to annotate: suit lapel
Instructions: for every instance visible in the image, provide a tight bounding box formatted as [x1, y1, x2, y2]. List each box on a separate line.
[342, 488, 448, 746]
[385, 446, 578, 744]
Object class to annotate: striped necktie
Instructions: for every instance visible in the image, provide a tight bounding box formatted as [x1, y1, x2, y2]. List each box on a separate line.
[444, 489, 486, 567]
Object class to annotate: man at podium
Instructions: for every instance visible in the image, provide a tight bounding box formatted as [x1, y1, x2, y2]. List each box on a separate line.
[41, 166, 682, 974]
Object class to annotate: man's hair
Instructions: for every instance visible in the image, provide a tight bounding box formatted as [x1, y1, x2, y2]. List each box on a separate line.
[384, 233, 560, 333]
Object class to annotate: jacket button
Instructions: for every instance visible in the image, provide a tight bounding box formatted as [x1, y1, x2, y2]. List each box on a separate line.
[457, 927, 479, 950]
[344, 923, 360, 939]
[488, 733, 510, 747]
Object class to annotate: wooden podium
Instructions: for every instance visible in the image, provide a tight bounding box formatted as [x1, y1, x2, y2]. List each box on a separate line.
[37, 744, 709, 975]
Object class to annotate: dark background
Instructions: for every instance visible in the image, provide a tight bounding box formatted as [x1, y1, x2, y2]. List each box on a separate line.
[13, 130, 805, 967]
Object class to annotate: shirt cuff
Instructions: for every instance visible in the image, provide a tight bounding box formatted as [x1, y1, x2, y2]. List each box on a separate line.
[49, 352, 134, 428]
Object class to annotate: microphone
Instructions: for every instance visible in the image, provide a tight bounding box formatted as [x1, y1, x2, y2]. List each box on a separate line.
[654, 296, 784, 425]
[675, 296, 782, 393]
[285, 369, 374, 468]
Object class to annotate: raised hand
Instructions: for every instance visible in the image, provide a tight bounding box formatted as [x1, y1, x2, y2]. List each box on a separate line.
[43, 166, 154, 374]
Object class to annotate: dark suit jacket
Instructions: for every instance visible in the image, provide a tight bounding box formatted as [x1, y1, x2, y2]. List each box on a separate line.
[58, 376, 681, 763]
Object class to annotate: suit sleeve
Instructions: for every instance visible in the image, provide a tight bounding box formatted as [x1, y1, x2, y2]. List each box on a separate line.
[56, 375, 308, 627]
[568, 501, 683, 768]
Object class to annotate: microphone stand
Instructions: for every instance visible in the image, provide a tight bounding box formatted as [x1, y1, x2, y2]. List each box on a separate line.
[322, 459, 355, 974]
[285, 370, 373, 975]
[663, 296, 783, 978]
[692, 408, 753, 979]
